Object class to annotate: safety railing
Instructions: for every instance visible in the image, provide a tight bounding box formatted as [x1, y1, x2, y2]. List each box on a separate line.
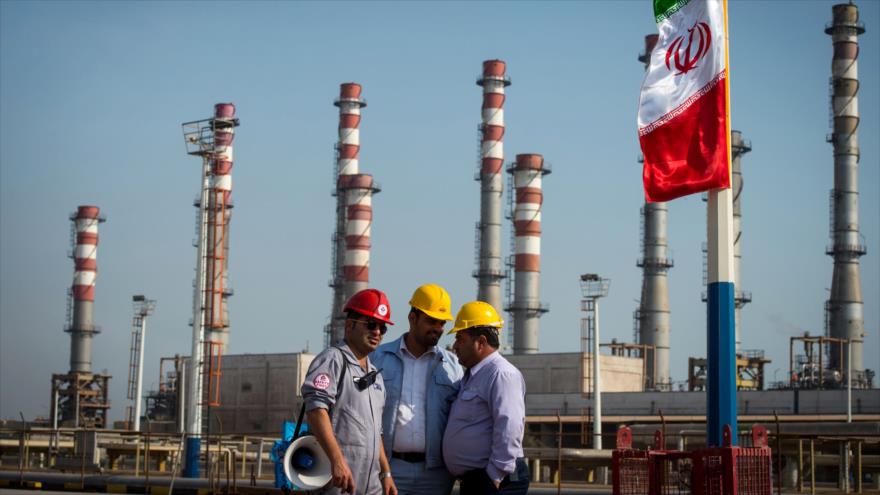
[612, 425, 772, 495]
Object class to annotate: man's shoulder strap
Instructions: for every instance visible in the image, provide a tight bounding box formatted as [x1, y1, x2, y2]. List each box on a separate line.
[332, 346, 348, 394]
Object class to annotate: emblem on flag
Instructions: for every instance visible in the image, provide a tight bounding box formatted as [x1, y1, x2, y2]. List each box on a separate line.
[665, 22, 712, 75]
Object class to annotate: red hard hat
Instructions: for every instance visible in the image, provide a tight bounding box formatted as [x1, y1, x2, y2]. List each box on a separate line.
[344, 288, 394, 325]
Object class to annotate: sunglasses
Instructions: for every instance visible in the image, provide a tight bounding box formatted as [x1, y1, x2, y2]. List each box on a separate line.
[355, 368, 383, 391]
[351, 318, 388, 335]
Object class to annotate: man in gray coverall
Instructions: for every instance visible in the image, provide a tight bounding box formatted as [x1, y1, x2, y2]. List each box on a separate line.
[301, 289, 398, 495]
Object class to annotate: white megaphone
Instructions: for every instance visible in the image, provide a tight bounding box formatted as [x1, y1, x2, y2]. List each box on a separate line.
[283, 433, 332, 490]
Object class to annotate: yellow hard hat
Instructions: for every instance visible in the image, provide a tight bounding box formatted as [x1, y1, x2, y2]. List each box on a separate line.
[409, 284, 454, 321]
[448, 301, 504, 334]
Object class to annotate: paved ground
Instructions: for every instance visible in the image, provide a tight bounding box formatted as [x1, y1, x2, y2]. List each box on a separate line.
[0, 488, 607, 495]
[0, 470, 610, 494]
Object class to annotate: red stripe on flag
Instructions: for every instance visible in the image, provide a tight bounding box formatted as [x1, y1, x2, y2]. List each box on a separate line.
[639, 80, 729, 203]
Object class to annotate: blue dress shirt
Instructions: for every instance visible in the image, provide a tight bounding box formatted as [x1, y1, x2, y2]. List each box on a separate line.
[442, 351, 526, 483]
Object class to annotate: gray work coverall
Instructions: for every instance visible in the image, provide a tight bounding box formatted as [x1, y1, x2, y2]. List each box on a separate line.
[301, 344, 385, 495]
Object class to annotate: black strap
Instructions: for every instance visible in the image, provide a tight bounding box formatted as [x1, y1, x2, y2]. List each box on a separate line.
[294, 346, 349, 440]
[293, 401, 307, 440]
[333, 346, 348, 390]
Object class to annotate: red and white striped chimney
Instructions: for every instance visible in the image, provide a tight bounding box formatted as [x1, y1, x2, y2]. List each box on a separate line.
[329, 83, 378, 343]
[475, 60, 510, 312]
[68, 205, 104, 373]
[205, 103, 235, 351]
[510, 154, 549, 354]
[341, 173, 375, 298]
[337, 83, 364, 177]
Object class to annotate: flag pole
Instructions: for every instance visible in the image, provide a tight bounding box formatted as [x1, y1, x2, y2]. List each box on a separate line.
[706, 0, 737, 447]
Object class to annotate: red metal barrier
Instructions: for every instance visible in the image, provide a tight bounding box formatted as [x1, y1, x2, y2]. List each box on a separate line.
[692, 425, 772, 495]
[613, 427, 650, 495]
[612, 425, 772, 495]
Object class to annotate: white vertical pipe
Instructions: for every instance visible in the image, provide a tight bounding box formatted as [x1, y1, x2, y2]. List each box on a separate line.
[133, 315, 147, 432]
[844, 338, 853, 492]
[186, 156, 210, 443]
[847, 339, 853, 423]
[52, 388, 59, 431]
[592, 301, 602, 450]
[178, 360, 186, 435]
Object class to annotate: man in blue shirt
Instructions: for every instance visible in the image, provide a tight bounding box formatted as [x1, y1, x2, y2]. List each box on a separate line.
[442, 301, 529, 495]
[371, 284, 464, 494]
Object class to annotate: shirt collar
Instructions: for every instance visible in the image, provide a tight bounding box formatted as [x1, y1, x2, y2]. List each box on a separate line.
[338, 343, 375, 371]
[467, 349, 499, 378]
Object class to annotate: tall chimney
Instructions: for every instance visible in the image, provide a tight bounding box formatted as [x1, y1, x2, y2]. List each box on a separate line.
[636, 34, 672, 390]
[328, 83, 378, 345]
[474, 60, 510, 312]
[205, 103, 236, 352]
[52, 205, 111, 428]
[68, 205, 104, 372]
[341, 173, 376, 300]
[509, 154, 550, 354]
[730, 130, 752, 353]
[825, 3, 866, 383]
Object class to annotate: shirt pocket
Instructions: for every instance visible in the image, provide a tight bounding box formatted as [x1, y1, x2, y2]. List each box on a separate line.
[433, 369, 456, 387]
[456, 389, 485, 422]
[380, 369, 400, 396]
[433, 373, 458, 409]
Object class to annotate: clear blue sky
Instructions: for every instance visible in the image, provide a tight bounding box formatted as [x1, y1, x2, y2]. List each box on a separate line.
[1, 0, 878, 422]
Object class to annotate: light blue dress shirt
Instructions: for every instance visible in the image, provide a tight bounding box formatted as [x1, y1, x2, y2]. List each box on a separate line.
[371, 335, 463, 470]
[441, 351, 526, 483]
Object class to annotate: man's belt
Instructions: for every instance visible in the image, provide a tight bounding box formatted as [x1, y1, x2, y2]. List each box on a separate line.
[391, 451, 426, 463]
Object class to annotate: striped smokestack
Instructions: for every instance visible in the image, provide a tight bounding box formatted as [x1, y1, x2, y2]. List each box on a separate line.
[341, 172, 376, 301]
[825, 3, 866, 383]
[636, 34, 672, 390]
[328, 84, 366, 345]
[205, 103, 236, 352]
[329, 83, 379, 345]
[509, 154, 549, 354]
[67, 206, 104, 373]
[474, 60, 510, 311]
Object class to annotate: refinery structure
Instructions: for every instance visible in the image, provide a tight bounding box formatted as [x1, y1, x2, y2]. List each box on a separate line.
[1, 2, 878, 492]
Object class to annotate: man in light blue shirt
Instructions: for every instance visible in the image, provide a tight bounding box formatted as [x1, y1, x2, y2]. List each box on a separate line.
[372, 284, 463, 494]
[442, 301, 529, 495]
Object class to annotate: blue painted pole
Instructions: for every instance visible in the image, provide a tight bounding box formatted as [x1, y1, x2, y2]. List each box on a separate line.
[707, 279, 737, 446]
[184, 436, 201, 477]
[704, 0, 737, 448]
[707, 186, 738, 447]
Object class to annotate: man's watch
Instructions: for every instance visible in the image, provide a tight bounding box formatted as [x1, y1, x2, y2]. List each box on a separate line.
[379, 471, 392, 480]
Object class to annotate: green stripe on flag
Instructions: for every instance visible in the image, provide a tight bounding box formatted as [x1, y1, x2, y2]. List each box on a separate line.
[654, 0, 691, 23]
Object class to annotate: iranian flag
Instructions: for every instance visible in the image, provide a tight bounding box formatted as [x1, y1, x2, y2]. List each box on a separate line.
[638, 0, 730, 203]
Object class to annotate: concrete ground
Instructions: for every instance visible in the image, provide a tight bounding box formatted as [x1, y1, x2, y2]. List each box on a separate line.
[6, 470, 877, 494]
[0, 470, 611, 494]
